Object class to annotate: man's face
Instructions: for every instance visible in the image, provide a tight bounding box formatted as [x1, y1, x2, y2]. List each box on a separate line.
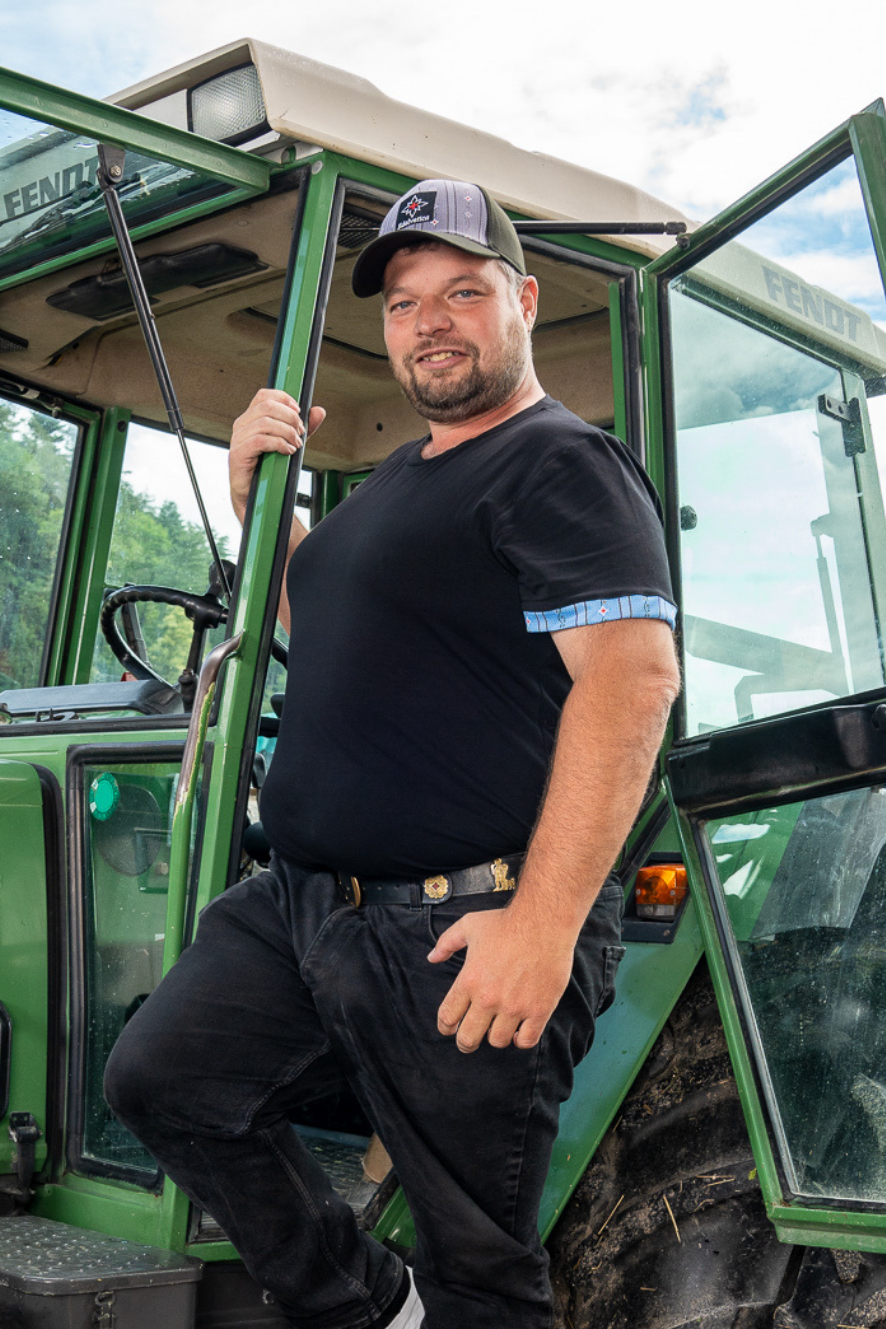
[382, 244, 536, 424]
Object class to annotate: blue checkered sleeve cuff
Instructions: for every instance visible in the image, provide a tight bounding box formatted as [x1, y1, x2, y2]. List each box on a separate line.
[523, 594, 677, 633]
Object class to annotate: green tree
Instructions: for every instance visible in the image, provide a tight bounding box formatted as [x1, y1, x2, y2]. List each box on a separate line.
[0, 400, 229, 692]
[0, 400, 78, 688]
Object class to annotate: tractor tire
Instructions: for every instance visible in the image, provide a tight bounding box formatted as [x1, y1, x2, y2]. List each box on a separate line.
[548, 959, 886, 1329]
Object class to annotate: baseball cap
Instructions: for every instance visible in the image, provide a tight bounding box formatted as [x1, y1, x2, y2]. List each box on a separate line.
[351, 178, 526, 298]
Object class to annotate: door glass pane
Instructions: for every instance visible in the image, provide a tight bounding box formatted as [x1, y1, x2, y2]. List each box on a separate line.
[670, 156, 886, 735]
[80, 757, 181, 1179]
[0, 398, 79, 690]
[703, 787, 886, 1205]
[91, 422, 241, 689]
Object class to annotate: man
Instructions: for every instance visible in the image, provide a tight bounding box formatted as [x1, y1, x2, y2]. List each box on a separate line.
[106, 179, 680, 1329]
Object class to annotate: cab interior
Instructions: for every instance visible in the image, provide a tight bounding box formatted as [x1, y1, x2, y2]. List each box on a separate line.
[0, 183, 620, 475]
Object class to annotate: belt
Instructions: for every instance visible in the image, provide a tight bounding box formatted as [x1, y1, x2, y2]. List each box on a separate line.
[336, 854, 523, 908]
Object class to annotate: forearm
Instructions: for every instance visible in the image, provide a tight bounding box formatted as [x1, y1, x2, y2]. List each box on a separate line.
[276, 515, 309, 635]
[227, 388, 325, 633]
[511, 630, 679, 940]
[232, 502, 307, 635]
[433, 619, 679, 1052]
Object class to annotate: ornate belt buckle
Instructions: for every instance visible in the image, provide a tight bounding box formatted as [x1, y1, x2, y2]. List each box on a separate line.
[423, 874, 451, 902]
[491, 858, 517, 892]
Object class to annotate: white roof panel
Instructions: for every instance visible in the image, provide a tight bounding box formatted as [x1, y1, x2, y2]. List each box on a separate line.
[111, 38, 690, 258]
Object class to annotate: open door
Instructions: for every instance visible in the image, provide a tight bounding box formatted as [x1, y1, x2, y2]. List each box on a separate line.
[649, 101, 886, 1249]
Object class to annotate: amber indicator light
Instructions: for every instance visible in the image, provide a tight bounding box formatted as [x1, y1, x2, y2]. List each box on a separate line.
[635, 864, 688, 919]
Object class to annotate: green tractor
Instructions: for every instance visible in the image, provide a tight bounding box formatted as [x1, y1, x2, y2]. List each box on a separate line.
[2, 39, 886, 1328]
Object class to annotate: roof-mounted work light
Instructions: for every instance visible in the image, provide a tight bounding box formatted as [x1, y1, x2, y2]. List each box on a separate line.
[187, 64, 269, 146]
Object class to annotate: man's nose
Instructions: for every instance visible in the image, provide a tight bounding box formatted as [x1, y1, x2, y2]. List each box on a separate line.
[415, 295, 452, 336]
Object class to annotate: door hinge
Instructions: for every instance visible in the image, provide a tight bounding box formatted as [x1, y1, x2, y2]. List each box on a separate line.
[5, 1111, 41, 1201]
[93, 1289, 116, 1328]
[819, 393, 865, 456]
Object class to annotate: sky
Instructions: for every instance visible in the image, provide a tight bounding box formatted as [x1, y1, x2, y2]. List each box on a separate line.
[4, 0, 886, 225]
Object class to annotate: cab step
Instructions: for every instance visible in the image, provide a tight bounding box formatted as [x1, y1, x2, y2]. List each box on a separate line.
[0, 1214, 201, 1327]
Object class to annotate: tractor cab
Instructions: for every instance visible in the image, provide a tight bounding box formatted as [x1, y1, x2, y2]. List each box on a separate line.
[0, 46, 690, 1319]
[2, 36, 886, 1327]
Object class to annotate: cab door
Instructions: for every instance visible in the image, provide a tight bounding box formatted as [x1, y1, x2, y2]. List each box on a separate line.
[647, 100, 886, 1249]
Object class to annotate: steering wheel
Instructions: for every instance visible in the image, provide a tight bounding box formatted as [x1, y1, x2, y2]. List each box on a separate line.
[101, 556, 290, 709]
[100, 581, 228, 705]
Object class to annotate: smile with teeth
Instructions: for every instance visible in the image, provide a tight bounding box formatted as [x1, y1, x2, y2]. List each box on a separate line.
[416, 349, 466, 367]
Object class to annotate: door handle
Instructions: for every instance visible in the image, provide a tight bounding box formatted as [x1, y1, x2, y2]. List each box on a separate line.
[162, 632, 243, 973]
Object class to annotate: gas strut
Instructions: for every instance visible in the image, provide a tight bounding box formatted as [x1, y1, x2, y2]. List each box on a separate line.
[96, 143, 232, 602]
[512, 219, 690, 248]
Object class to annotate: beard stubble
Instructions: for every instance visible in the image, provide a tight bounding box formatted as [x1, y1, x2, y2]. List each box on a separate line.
[390, 312, 529, 424]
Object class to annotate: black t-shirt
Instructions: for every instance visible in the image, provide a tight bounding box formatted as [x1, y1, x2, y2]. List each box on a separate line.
[260, 397, 674, 876]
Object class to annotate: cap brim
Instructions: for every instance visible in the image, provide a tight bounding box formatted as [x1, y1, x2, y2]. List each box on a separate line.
[351, 231, 503, 298]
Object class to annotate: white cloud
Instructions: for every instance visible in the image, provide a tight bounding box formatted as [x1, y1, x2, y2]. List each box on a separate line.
[5, 0, 886, 226]
[795, 178, 866, 218]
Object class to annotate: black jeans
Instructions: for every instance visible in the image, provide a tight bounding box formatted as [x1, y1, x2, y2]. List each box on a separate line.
[105, 857, 624, 1329]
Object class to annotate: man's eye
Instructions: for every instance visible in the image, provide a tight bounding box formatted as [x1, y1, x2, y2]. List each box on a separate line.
[454, 289, 479, 298]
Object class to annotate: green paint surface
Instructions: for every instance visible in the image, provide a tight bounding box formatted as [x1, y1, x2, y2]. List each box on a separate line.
[0, 760, 49, 1177]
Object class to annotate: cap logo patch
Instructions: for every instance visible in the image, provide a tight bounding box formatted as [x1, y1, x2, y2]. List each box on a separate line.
[395, 190, 436, 231]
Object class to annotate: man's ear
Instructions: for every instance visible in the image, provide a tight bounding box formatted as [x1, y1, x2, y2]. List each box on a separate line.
[520, 275, 539, 328]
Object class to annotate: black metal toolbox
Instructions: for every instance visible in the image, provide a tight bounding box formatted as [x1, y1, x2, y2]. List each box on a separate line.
[0, 1215, 202, 1327]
